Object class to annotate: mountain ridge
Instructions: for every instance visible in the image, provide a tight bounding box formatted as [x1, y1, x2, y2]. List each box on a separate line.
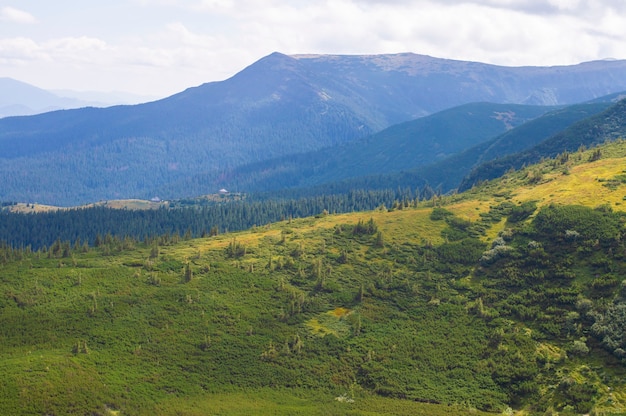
[199, 99, 616, 198]
[3, 52, 626, 205]
[183, 102, 557, 194]
[459, 97, 626, 190]
[0, 77, 149, 118]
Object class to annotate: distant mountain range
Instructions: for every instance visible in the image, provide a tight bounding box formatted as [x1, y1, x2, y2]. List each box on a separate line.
[0, 77, 88, 118]
[2, 52, 626, 205]
[0, 78, 157, 118]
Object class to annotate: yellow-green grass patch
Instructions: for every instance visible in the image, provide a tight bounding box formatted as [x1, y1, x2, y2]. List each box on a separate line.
[511, 157, 626, 210]
[306, 308, 354, 338]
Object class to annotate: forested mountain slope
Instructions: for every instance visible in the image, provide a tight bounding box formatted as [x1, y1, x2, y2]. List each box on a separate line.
[2, 53, 626, 205]
[160, 102, 555, 195]
[460, 97, 626, 190]
[241, 100, 614, 199]
[2, 141, 626, 415]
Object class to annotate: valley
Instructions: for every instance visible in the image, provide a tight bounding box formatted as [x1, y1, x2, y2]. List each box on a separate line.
[2, 53, 626, 206]
[3, 52, 626, 415]
[2, 140, 626, 414]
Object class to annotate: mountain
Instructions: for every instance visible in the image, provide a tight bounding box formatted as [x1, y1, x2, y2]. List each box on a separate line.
[169, 102, 556, 195]
[3, 52, 626, 205]
[206, 99, 615, 199]
[290, 54, 626, 113]
[404, 99, 616, 192]
[314, 97, 623, 199]
[0, 78, 101, 118]
[459, 97, 626, 190]
[0, 78, 155, 119]
[3, 140, 626, 414]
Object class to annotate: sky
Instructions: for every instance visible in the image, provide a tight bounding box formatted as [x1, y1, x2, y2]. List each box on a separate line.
[1, 0, 626, 99]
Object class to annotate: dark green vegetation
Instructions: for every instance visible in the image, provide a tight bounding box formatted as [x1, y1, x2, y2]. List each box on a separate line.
[0, 189, 416, 250]
[460, 98, 626, 190]
[229, 101, 611, 198]
[3, 140, 626, 414]
[0, 211, 496, 415]
[2, 53, 626, 206]
[203, 102, 553, 193]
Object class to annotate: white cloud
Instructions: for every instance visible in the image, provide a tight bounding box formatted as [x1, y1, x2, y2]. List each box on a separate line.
[0, 35, 113, 74]
[45, 36, 107, 53]
[122, 0, 626, 67]
[0, 37, 42, 63]
[1, 0, 625, 96]
[0, 6, 37, 24]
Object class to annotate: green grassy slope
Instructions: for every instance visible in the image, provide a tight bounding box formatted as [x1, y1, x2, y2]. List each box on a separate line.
[3, 141, 626, 415]
[459, 98, 626, 191]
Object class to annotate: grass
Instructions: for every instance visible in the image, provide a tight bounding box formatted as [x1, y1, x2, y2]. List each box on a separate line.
[462, 139, 626, 214]
[511, 159, 626, 208]
[0, 211, 505, 414]
[151, 388, 494, 415]
[4, 140, 626, 414]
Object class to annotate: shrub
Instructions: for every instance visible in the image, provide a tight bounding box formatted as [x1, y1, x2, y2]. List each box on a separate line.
[480, 244, 514, 266]
[532, 204, 623, 245]
[352, 218, 378, 235]
[225, 238, 246, 258]
[437, 238, 486, 265]
[591, 302, 626, 357]
[430, 207, 453, 221]
[557, 379, 597, 414]
[508, 201, 537, 223]
[568, 339, 589, 356]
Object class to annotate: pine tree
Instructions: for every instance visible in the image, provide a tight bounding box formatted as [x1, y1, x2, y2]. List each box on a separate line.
[183, 263, 193, 282]
[374, 231, 384, 248]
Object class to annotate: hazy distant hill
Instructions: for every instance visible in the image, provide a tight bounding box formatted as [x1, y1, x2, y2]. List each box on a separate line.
[49, 89, 158, 106]
[0, 78, 86, 118]
[0, 78, 156, 118]
[3, 52, 626, 205]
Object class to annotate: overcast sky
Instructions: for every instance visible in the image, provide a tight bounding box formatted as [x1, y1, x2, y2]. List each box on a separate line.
[1, 0, 625, 98]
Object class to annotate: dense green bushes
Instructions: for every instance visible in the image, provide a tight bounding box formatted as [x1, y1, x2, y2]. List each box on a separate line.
[532, 204, 624, 245]
[591, 302, 626, 358]
[508, 200, 537, 223]
[3, 194, 626, 414]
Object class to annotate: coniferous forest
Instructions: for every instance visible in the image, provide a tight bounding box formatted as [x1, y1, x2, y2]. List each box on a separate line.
[3, 51, 626, 416]
[0, 189, 415, 250]
[2, 141, 626, 414]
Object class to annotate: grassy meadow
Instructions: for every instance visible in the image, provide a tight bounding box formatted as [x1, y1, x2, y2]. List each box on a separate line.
[2, 140, 626, 415]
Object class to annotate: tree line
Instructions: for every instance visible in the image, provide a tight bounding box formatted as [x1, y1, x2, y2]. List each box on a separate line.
[0, 188, 424, 251]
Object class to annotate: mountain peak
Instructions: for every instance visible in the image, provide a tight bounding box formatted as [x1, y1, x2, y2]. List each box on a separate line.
[4, 54, 626, 205]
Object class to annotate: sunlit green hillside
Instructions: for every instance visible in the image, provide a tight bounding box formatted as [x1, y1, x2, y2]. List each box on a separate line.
[2, 140, 626, 415]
